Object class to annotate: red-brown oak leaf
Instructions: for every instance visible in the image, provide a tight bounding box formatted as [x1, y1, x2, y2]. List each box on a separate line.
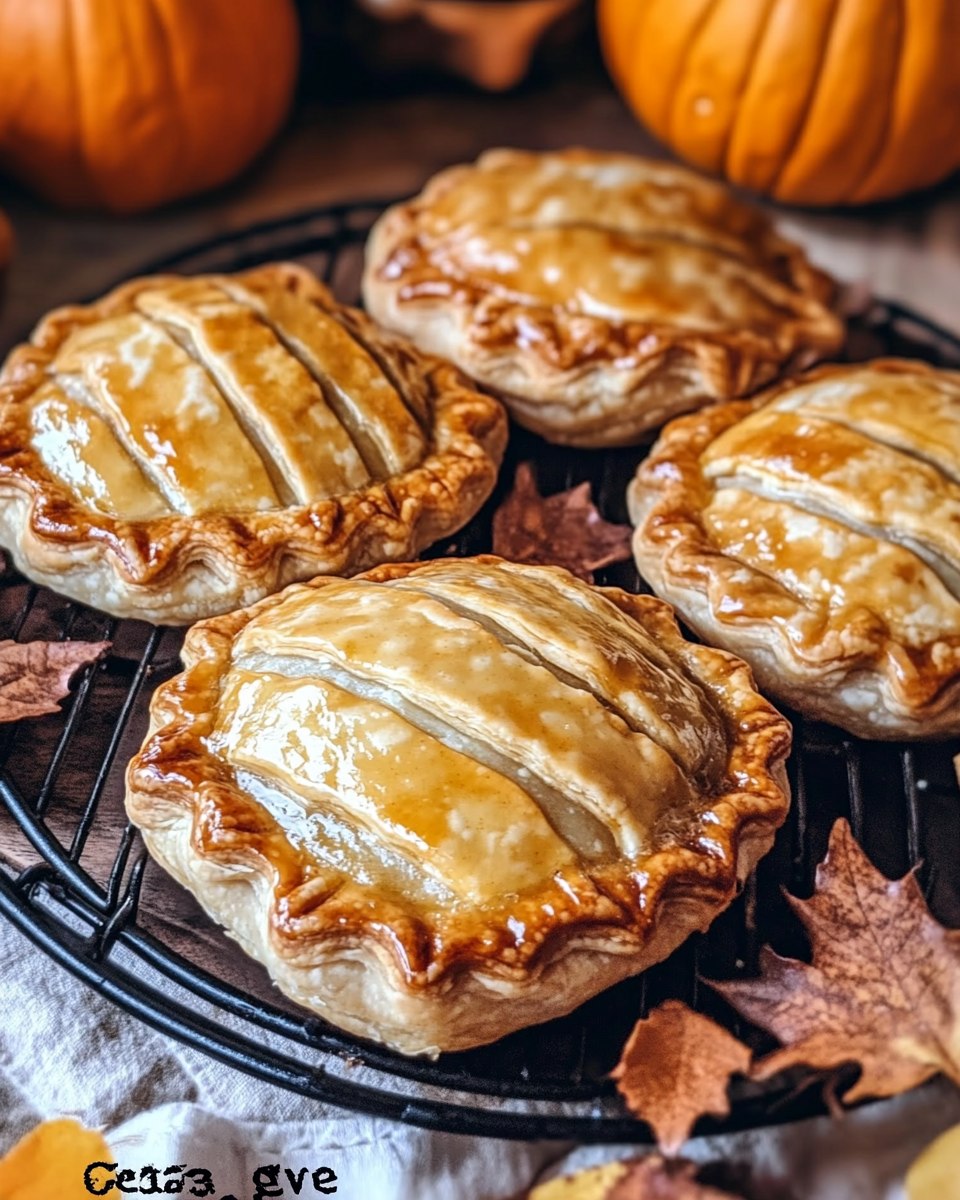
[526, 1157, 745, 1199]
[611, 1000, 752, 1154]
[0, 639, 110, 723]
[715, 818, 960, 1103]
[492, 461, 632, 582]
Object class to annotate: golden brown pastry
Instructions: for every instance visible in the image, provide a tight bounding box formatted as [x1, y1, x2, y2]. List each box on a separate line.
[0, 263, 506, 624]
[125, 556, 791, 1056]
[363, 148, 843, 447]
[629, 360, 960, 740]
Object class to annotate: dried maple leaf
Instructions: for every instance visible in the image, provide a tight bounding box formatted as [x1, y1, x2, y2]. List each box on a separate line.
[715, 818, 960, 1103]
[0, 639, 110, 723]
[611, 1000, 752, 1154]
[0, 1118, 112, 1200]
[527, 1157, 745, 1199]
[492, 461, 633, 582]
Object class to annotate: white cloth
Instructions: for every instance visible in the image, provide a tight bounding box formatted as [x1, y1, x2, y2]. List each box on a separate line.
[3, 917, 960, 1198]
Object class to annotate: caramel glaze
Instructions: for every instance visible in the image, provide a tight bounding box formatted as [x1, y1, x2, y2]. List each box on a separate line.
[37, 272, 429, 513]
[0, 265, 507, 589]
[376, 149, 842, 375]
[638, 361, 960, 709]
[126, 558, 791, 988]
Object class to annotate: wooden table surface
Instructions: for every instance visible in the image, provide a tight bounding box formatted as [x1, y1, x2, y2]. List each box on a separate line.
[2, 74, 960, 349]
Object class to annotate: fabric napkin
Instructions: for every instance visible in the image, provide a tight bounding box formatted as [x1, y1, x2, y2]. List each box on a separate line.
[3, 913, 960, 1198]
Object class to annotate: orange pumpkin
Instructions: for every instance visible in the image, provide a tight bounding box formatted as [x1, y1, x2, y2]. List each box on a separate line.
[599, 0, 960, 206]
[0, 0, 299, 213]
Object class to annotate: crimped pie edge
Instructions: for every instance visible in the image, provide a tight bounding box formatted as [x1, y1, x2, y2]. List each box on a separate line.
[0, 263, 507, 623]
[124, 557, 791, 1055]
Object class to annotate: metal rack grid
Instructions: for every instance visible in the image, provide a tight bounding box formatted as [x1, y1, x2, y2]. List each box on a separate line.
[1, 201, 958, 1141]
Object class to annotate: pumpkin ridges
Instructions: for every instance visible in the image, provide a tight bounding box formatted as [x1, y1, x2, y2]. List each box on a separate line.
[716, 0, 780, 181]
[0, 0, 299, 213]
[772, 0, 904, 203]
[600, 0, 960, 206]
[69, 0, 105, 206]
[626, 0, 719, 142]
[85, 0, 185, 212]
[664, 0, 727, 159]
[175, 1, 266, 143]
[205, 0, 298, 183]
[226, 0, 300, 162]
[844, 0, 907, 206]
[0, 0, 92, 205]
[851, 0, 960, 203]
[725, 0, 841, 194]
[667, 0, 777, 176]
[155, 0, 237, 190]
[144, 0, 192, 186]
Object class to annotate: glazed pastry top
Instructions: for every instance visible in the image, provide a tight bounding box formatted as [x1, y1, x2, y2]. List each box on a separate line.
[28, 274, 427, 518]
[382, 149, 836, 337]
[207, 557, 734, 914]
[697, 364, 960, 648]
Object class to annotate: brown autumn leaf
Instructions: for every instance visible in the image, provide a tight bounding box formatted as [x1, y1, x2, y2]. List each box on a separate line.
[492, 461, 633, 582]
[611, 1000, 752, 1155]
[0, 639, 110, 723]
[526, 1157, 745, 1200]
[715, 818, 960, 1104]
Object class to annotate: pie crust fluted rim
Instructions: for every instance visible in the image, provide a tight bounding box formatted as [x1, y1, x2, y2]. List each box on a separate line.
[627, 359, 960, 739]
[363, 148, 845, 447]
[124, 558, 791, 1052]
[0, 263, 507, 624]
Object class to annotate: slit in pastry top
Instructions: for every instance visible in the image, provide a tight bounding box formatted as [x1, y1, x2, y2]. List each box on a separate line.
[29, 272, 429, 518]
[400, 150, 826, 333]
[208, 561, 732, 908]
[698, 364, 960, 635]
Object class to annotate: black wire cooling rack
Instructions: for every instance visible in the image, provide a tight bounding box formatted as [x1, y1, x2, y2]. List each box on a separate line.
[1, 200, 959, 1141]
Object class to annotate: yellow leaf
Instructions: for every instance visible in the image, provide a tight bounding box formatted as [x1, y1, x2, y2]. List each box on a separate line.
[0, 1119, 112, 1200]
[529, 1162, 630, 1198]
[907, 1123, 960, 1200]
[527, 1158, 745, 1199]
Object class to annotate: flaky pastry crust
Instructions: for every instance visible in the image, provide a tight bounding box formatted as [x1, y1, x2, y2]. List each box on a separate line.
[0, 263, 506, 624]
[363, 148, 843, 447]
[125, 556, 790, 1056]
[629, 360, 960, 740]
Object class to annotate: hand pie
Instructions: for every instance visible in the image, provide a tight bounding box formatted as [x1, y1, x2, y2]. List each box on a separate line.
[363, 148, 843, 447]
[628, 360, 960, 740]
[125, 556, 791, 1056]
[0, 264, 506, 624]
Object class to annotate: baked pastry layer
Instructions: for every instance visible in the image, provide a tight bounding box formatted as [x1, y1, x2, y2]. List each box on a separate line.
[0, 264, 506, 623]
[629, 360, 960, 739]
[125, 556, 791, 1055]
[363, 148, 843, 447]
